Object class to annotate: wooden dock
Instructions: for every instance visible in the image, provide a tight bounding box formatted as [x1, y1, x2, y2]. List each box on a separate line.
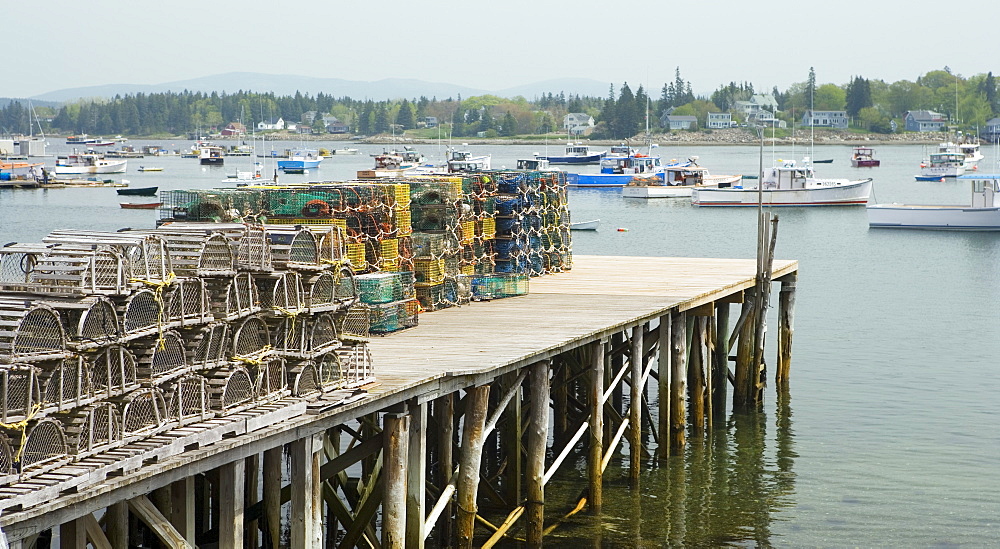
[0, 254, 798, 548]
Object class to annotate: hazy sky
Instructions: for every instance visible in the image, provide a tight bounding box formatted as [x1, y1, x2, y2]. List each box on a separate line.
[9, 0, 998, 99]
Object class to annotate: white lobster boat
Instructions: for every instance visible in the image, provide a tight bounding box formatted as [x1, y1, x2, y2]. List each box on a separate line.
[691, 159, 872, 207]
[54, 153, 127, 175]
[868, 174, 1000, 230]
[623, 160, 741, 198]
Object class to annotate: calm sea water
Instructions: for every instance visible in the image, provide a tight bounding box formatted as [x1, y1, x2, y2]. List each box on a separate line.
[2, 139, 998, 546]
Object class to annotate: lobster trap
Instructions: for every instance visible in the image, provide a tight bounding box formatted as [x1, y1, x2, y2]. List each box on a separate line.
[231, 316, 271, 362]
[336, 341, 375, 387]
[269, 315, 307, 358]
[161, 374, 211, 427]
[337, 305, 370, 340]
[249, 357, 288, 401]
[308, 312, 340, 355]
[165, 277, 212, 328]
[86, 345, 140, 399]
[355, 272, 404, 305]
[43, 230, 174, 288]
[133, 330, 189, 383]
[235, 225, 274, 272]
[186, 323, 232, 370]
[0, 365, 42, 424]
[0, 243, 132, 296]
[129, 230, 237, 278]
[471, 273, 530, 300]
[12, 418, 69, 475]
[287, 361, 322, 398]
[115, 387, 170, 443]
[45, 295, 121, 351]
[38, 357, 94, 414]
[265, 226, 323, 271]
[303, 271, 339, 313]
[60, 402, 122, 458]
[314, 351, 345, 391]
[0, 298, 68, 364]
[205, 272, 261, 322]
[255, 272, 305, 315]
[118, 289, 166, 342]
[206, 365, 257, 416]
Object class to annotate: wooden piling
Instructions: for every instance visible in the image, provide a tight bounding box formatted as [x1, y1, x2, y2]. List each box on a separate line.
[263, 446, 282, 549]
[670, 312, 687, 451]
[713, 303, 730, 420]
[688, 317, 706, 436]
[526, 360, 550, 546]
[629, 324, 643, 486]
[218, 459, 245, 548]
[456, 384, 490, 549]
[383, 411, 410, 547]
[657, 313, 671, 459]
[406, 402, 427, 549]
[588, 339, 605, 513]
[777, 272, 797, 385]
[244, 454, 259, 549]
[436, 393, 455, 546]
[59, 517, 86, 549]
[291, 435, 321, 548]
[105, 502, 128, 549]
[734, 298, 756, 410]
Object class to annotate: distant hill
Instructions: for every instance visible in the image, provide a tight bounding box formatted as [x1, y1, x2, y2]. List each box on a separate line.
[29, 73, 611, 103]
[0, 98, 62, 109]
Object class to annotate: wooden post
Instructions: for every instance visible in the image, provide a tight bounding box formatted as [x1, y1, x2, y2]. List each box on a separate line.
[526, 360, 550, 547]
[777, 272, 797, 385]
[657, 313, 671, 459]
[456, 384, 490, 549]
[436, 393, 455, 546]
[263, 446, 282, 549]
[106, 502, 128, 549]
[59, 517, 86, 549]
[169, 477, 195, 544]
[553, 360, 568, 449]
[218, 459, 245, 548]
[734, 298, 756, 410]
[326, 428, 341, 548]
[588, 339, 605, 513]
[688, 317, 705, 436]
[501, 372, 523, 507]
[291, 434, 322, 548]
[713, 303, 730, 421]
[670, 312, 687, 451]
[383, 411, 410, 547]
[611, 331, 624, 418]
[629, 324, 643, 486]
[406, 402, 427, 549]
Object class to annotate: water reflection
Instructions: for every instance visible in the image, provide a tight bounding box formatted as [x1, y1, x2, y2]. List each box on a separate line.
[546, 391, 796, 547]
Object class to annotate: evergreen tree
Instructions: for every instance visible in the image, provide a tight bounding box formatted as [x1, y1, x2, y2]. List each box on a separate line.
[845, 76, 873, 118]
[979, 72, 997, 114]
[395, 99, 416, 130]
[500, 111, 518, 136]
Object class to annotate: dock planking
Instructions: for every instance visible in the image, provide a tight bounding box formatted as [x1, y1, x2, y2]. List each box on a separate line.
[0, 254, 797, 539]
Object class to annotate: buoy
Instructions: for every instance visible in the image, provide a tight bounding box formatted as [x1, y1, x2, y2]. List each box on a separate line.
[617, 228, 628, 232]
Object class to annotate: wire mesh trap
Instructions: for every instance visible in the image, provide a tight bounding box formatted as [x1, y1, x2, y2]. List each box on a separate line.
[0, 299, 68, 364]
[161, 374, 211, 426]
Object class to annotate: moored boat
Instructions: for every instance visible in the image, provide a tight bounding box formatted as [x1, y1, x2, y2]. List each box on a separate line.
[938, 140, 984, 165]
[691, 159, 872, 207]
[868, 174, 1000, 230]
[117, 186, 158, 196]
[569, 219, 600, 230]
[537, 142, 606, 165]
[568, 155, 673, 188]
[278, 148, 322, 171]
[446, 148, 491, 173]
[198, 144, 225, 165]
[917, 152, 965, 179]
[622, 158, 741, 198]
[119, 202, 162, 210]
[54, 153, 127, 175]
[137, 166, 163, 172]
[851, 147, 880, 168]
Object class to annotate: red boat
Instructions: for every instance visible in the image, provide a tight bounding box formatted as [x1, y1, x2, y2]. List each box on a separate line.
[119, 202, 162, 209]
[851, 147, 880, 167]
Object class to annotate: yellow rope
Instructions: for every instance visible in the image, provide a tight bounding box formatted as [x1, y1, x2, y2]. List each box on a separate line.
[231, 344, 273, 367]
[129, 272, 177, 350]
[275, 306, 300, 334]
[1, 403, 42, 464]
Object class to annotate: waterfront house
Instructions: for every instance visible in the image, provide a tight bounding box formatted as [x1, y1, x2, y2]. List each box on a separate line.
[418, 116, 438, 128]
[258, 117, 285, 131]
[564, 113, 595, 136]
[707, 112, 734, 129]
[802, 110, 848, 129]
[981, 117, 1000, 143]
[665, 115, 698, 130]
[324, 116, 349, 134]
[221, 122, 247, 137]
[904, 110, 946, 132]
[301, 111, 319, 125]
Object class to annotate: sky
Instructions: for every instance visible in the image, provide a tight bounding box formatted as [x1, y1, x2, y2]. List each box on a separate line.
[8, 0, 1000, 99]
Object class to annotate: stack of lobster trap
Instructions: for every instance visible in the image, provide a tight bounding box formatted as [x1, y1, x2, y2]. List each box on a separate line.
[0, 223, 372, 483]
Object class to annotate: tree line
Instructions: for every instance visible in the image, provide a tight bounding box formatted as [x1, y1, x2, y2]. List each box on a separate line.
[1, 67, 997, 139]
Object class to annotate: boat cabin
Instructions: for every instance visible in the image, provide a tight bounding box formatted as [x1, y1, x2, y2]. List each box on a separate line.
[966, 175, 1000, 208]
[599, 155, 662, 175]
[517, 158, 551, 170]
[927, 152, 965, 167]
[664, 166, 710, 186]
[761, 160, 814, 189]
[608, 144, 635, 157]
[564, 144, 593, 156]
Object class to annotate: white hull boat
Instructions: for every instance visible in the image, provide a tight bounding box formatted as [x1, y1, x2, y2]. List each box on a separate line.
[622, 161, 742, 198]
[569, 219, 600, 230]
[868, 174, 1000, 230]
[918, 152, 966, 179]
[54, 154, 127, 175]
[691, 160, 871, 206]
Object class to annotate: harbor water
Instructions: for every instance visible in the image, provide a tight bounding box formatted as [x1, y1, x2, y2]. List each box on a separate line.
[1, 140, 998, 546]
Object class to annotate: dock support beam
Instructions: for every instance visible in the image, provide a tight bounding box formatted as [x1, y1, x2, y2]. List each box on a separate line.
[456, 384, 490, 549]
[670, 312, 687, 452]
[59, 517, 86, 549]
[588, 339, 605, 513]
[291, 434, 322, 548]
[713, 303, 730, 420]
[435, 394, 455, 546]
[777, 272, 797, 385]
[526, 360, 550, 547]
[384, 411, 410, 547]
[105, 502, 128, 548]
[688, 318, 706, 436]
[406, 402, 427, 549]
[263, 446, 282, 549]
[629, 324, 643, 486]
[657, 313, 671, 460]
[218, 459, 245, 549]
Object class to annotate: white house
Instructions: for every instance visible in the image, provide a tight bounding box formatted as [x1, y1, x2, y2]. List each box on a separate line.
[258, 117, 285, 131]
[802, 110, 848, 129]
[564, 113, 595, 136]
[706, 112, 734, 129]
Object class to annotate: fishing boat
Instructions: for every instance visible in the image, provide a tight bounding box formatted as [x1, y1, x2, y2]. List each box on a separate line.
[332, 147, 359, 155]
[137, 166, 163, 172]
[516, 158, 555, 171]
[569, 219, 600, 230]
[537, 143, 606, 165]
[691, 159, 872, 207]
[65, 135, 101, 145]
[567, 155, 675, 188]
[607, 144, 636, 157]
[198, 144, 225, 165]
[622, 158, 741, 198]
[117, 186, 158, 196]
[851, 147, 880, 167]
[119, 202, 163, 210]
[916, 152, 966, 179]
[812, 158, 834, 164]
[938, 140, 984, 165]
[278, 148, 322, 171]
[446, 148, 491, 173]
[54, 153, 127, 175]
[868, 174, 1000, 230]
